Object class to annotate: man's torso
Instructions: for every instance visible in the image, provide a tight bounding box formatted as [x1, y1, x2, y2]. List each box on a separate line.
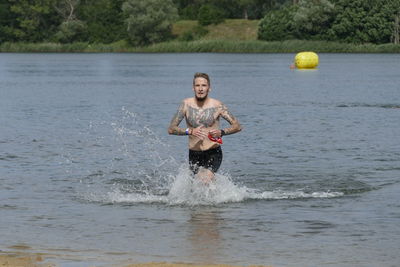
[184, 98, 221, 151]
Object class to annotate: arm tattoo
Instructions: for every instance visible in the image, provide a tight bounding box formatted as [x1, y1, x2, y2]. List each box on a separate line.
[220, 103, 241, 135]
[220, 104, 235, 124]
[168, 102, 187, 135]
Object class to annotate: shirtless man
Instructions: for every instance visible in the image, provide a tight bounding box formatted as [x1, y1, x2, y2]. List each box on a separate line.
[168, 73, 242, 183]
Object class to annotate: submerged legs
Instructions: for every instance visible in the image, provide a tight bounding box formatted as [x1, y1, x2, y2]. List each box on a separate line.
[195, 167, 215, 185]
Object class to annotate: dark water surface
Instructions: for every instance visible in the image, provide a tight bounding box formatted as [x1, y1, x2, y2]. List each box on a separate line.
[0, 53, 399, 267]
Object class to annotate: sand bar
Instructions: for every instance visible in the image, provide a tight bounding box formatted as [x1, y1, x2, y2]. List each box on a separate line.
[0, 252, 271, 267]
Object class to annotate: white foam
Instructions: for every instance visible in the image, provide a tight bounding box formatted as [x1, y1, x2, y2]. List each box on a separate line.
[249, 190, 344, 200]
[83, 166, 343, 206]
[167, 167, 249, 205]
[107, 191, 168, 204]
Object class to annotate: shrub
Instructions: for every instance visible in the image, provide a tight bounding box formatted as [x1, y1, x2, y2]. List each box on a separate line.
[178, 25, 209, 41]
[78, 0, 127, 44]
[258, 5, 298, 41]
[198, 4, 225, 26]
[328, 0, 395, 44]
[53, 20, 87, 43]
[122, 0, 178, 46]
[293, 0, 335, 40]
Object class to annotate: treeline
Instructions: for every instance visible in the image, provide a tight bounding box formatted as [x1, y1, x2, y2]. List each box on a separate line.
[0, 0, 399, 47]
[0, 0, 280, 45]
[0, 0, 127, 44]
[174, 0, 284, 20]
[259, 0, 400, 44]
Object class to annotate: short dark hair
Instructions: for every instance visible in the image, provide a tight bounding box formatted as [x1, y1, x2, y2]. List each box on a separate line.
[193, 72, 210, 86]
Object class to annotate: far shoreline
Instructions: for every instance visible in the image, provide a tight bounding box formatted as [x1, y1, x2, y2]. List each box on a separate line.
[1, 40, 400, 53]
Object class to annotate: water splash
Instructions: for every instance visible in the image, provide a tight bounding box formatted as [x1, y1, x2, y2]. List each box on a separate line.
[167, 167, 250, 205]
[75, 107, 178, 197]
[83, 165, 343, 206]
[78, 107, 344, 206]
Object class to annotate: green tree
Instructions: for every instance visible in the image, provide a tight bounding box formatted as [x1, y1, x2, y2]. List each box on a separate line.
[252, 0, 278, 19]
[53, 20, 87, 43]
[197, 4, 225, 26]
[385, 0, 400, 44]
[258, 4, 298, 41]
[8, 0, 60, 42]
[54, 0, 79, 21]
[293, 0, 335, 40]
[53, 0, 87, 43]
[237, 0, 277, 19]
[328, 0, 394, 44]
[238, 0, 254, 19]
[0, 0, 16, 42]
[79, 0, 126, 43]
[173, 0, 278, 20]
[173, 0, 201, 19]
[122, 0, 178, 46]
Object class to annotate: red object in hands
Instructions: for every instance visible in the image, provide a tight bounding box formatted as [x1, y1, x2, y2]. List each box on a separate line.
[208, 133, 223, 144]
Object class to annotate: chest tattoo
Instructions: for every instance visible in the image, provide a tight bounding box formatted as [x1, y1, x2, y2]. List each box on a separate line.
[187, 106, 218, 127]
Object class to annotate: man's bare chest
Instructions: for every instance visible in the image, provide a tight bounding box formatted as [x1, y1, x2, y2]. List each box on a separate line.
[186, 106, 219, 127]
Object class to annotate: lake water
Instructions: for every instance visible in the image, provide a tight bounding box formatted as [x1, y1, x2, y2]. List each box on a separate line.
[0, 53, 399, 267]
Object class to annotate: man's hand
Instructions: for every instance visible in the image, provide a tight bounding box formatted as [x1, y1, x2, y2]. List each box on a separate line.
[208, 129, 222, 138]
[191, 125, 207, 140]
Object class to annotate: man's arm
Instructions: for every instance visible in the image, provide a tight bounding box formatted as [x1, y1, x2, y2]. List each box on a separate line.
[168, 101, 187, 135]
[219, 103, 242, 136]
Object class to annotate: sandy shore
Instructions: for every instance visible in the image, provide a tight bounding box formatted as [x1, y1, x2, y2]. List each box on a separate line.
[0, 252, 270, 267]
[0, 253, 54, 267]
[124, 264, 269, 267]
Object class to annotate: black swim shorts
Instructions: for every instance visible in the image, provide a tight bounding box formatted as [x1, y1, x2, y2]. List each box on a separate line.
[189, 146, 223, 174]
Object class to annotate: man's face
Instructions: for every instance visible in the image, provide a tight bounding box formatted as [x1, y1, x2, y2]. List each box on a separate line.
[193, 77, 210, 102]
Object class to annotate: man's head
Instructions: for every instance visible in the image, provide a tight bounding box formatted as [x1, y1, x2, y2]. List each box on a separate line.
[193, 72, 211, 102]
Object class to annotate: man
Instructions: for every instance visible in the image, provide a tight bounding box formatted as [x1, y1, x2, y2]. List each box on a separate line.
[168, 73, 242, 183]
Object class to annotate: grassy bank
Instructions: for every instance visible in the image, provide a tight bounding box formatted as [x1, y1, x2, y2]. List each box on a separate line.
[1, 19, 399, 53]
[1, 39, 400, 53]
[138, 40, 400, 53]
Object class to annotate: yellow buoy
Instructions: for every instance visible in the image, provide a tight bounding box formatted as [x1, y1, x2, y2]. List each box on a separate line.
[294, 52, 319, 69]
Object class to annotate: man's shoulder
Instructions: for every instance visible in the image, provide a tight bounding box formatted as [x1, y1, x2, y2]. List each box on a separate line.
[209, 98, 223, 107]
[179, 98, 192, 107]
[182, 97, 194, 104]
